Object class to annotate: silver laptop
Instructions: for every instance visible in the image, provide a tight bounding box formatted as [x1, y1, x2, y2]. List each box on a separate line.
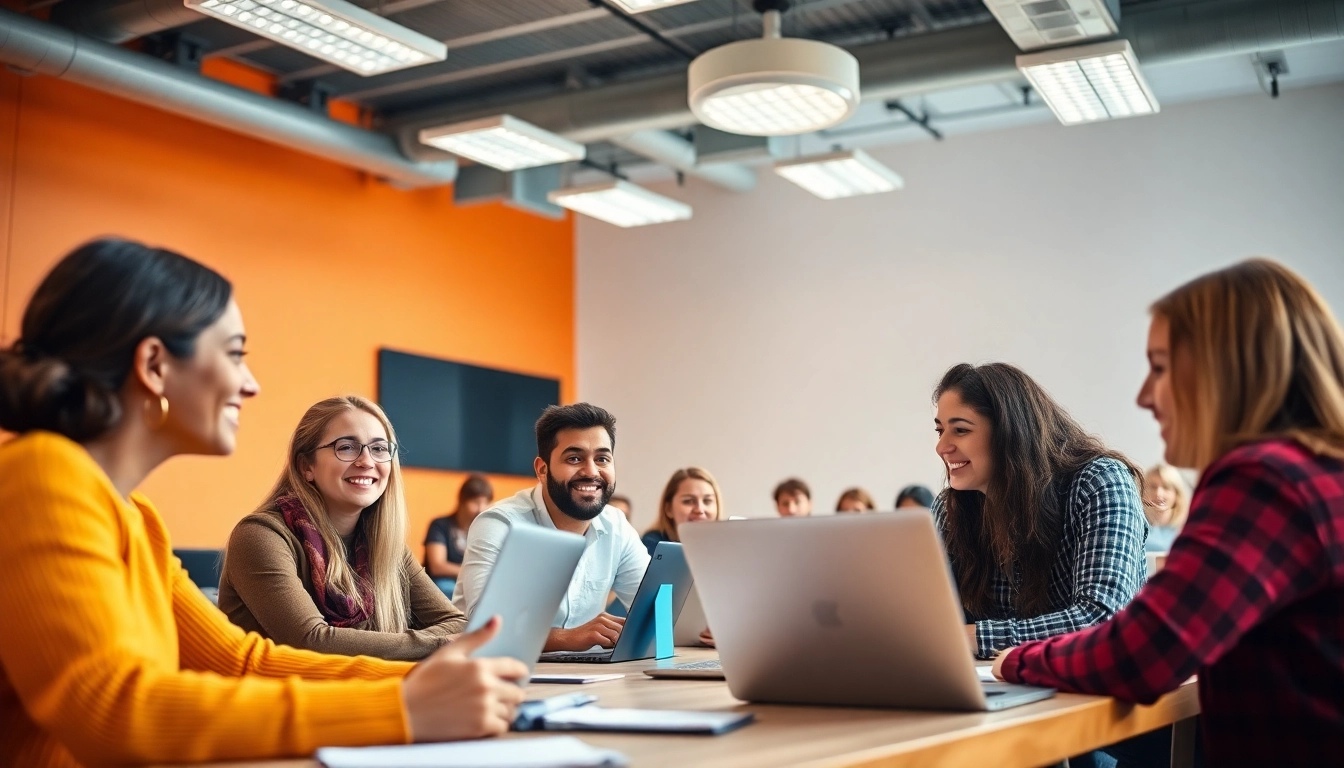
[673, 584, 710, 646]
[539, 541, 694, 663]
[666, 512, 1055, 711]
[465, 523, 586, 682]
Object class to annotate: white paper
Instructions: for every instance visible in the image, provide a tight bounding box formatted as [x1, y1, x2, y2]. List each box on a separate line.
[976, 666, 998, 682]
[316, 735, 627, 768]
[541, 707, 750, 733]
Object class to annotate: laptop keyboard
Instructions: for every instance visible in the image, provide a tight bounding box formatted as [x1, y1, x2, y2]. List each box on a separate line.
[672, 659, 723, 671]
[541, 651, 614, 663]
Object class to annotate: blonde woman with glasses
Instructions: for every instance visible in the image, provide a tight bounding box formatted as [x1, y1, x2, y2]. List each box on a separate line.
[994, 259, 1344, 766]
[219, 396, 467, 660]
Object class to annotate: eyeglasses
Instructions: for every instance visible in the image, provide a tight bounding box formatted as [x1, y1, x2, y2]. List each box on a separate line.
[315, 439, 398, 463]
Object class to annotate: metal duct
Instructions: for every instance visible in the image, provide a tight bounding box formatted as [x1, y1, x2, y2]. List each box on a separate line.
[51, 0, 199, 44]
[1124, 0, 1344, 63]
[608, 131, 756, 192]
[0, 8, 457, 188]
[392, 0, 1344, 155]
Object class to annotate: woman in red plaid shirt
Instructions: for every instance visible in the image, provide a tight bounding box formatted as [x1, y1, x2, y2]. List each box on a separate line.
[993, 259, 1344, 766]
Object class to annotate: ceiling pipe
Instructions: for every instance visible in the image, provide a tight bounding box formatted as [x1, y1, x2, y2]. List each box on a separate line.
[0, 8, 458, 188]
[608, 131, 756, 192]
[390, 0, 1344, 159]
[50, 0, 199, 44]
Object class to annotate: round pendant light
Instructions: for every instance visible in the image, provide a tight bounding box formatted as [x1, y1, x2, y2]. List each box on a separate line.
[688, 1, 860, 137]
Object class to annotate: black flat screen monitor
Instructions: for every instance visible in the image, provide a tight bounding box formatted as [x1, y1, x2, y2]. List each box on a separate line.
[377, 349, 560, 476]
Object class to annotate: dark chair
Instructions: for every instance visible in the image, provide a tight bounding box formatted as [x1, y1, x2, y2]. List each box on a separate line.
[173, 548, 223, 601]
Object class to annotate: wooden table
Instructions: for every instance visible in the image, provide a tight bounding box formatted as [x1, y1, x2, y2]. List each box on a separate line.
[173, 649, 1199, 768]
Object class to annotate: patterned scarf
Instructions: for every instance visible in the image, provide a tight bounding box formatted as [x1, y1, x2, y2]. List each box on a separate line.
[277, 494, 375, 628]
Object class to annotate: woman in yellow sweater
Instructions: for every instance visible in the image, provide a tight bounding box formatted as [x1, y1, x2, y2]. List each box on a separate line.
[0, 238, 526, 767]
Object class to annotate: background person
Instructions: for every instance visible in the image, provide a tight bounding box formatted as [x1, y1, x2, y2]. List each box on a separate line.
[642, 467, 723, 553]
[894, 484, 935, 510]
[1141, 464, 1190, 552]
[424, 474, 495, 595]
[609, 494, 633, 522]
[774, 477, 813, 517]
[835, 487, 877, 513]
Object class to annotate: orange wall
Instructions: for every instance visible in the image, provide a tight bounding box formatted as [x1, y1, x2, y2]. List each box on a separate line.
[0, 70, 574, 556]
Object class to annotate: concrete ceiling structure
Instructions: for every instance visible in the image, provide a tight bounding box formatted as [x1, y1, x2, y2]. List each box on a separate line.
[6, 0, 1342, 195]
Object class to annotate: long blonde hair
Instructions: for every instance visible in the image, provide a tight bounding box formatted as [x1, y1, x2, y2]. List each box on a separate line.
[1143, 464, 1190, 529]
[647, 467, 723, 542]
[256, 396, 410, 632]
[1153, 258, 1344, 469]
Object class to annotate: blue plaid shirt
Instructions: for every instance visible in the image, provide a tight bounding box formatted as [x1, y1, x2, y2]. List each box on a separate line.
[931, 457, 1148, 658]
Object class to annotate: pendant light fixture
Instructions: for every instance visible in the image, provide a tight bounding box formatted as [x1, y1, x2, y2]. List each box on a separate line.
[688, 0, 860, 137]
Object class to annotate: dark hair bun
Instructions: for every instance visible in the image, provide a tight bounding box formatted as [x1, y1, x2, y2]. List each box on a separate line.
[0, 346, 122, 441]
[0, 238, 231, 442]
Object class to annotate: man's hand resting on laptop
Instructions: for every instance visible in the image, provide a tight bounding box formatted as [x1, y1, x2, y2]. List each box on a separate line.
[545, 613, 625, 651]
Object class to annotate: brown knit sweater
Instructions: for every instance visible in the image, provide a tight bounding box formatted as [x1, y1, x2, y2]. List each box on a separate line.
[218, 509, 467, 661]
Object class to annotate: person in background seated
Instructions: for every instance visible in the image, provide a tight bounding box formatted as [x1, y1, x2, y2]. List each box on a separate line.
[996, 259, 1344, 766]
[932, 362, 1147, 660]
[774, 477, 813, 517]
[642, 467, 723, 554]
[423, 474, 494, 595]
[219, 396, 466, 661]
[835, 487, 876, 513]
[894, 484, 935, 510]
[0, 239, 525, 767]
[1141, 464, 1189, 552]
[642, 467, 722, 647]
[609, 494, 633, 522]
[455, 403, 650, 652]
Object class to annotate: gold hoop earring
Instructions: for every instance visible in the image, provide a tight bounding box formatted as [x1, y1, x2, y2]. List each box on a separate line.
[144, 395, 169, 430]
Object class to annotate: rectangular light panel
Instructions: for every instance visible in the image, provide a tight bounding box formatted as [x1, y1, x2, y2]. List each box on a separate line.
[419, 115, 586, 172]
[548, 180, 692, 228]
[187, 0, 447, 76]
[608, 0, 703, 13]
[774, 148, 904, 200]
[1018, 39, 1159, 125]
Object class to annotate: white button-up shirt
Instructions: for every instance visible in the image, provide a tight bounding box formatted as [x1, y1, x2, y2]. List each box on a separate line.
[452, 485, 651, 628]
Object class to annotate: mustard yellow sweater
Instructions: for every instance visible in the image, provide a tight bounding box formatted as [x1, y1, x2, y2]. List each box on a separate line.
[0, 432, 413, 767]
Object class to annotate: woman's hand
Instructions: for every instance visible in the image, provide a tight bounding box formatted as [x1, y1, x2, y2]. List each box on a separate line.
[401, 616, 529, 742]
[991, 647, 1015, 681]
[698, 628, 715, 647]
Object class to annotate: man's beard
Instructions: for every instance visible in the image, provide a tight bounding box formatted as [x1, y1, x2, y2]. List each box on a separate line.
[546, 470, 614, 522]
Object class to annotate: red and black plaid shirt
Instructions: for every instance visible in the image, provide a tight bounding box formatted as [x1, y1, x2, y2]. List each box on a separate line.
[1000, 439, 1344, 767]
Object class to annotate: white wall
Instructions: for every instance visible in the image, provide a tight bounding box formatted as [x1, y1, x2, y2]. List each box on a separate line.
[577, 83, 1344, 531]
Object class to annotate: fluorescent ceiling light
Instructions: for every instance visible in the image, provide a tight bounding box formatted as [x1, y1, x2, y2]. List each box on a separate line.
[608, 0, 702, 12]
[187, 0, 446, 76]
[688, 9, 859, 136]
[1018, 39, 1159, 126]
[983, 0, 1120, 51]
[548, 180, 692, 228]
[419, 115, 586, 171]
[774, 148, 904, 200]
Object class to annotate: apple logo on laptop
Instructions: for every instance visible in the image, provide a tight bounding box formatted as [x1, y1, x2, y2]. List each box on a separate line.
[812, 599, 842, 628]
